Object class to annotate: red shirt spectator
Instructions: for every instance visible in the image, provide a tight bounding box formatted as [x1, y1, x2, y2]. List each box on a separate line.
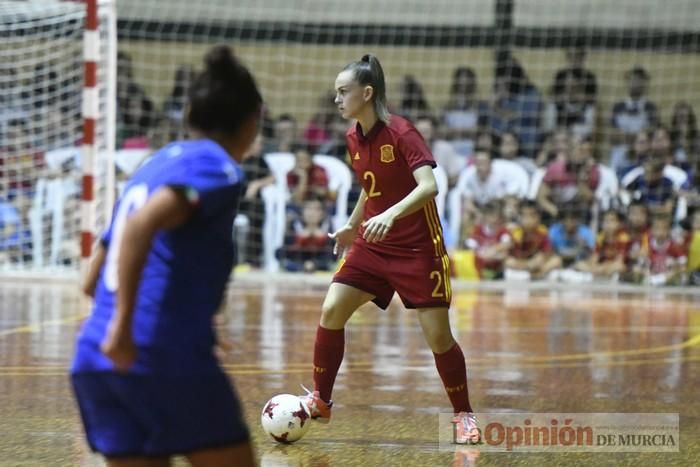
[595, 229, 631, 263]
[509, 224, 551, 260]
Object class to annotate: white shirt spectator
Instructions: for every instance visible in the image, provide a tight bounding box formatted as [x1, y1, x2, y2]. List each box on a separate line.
[459, 158, 529, 205]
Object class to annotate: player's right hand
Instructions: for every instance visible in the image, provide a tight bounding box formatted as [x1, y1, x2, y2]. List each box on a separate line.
[101, 320, 137, 372]
[329, 223, 358, 257]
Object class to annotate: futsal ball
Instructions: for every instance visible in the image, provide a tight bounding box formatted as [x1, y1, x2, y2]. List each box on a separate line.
[261, 394, 311, 443]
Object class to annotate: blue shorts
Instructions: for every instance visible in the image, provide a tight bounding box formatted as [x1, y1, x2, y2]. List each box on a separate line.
[71, 370, 250, 458]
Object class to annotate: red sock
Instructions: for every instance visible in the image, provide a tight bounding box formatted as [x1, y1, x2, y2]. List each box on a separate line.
[313, 326, 345, 403]
[434, 343, 473, 414]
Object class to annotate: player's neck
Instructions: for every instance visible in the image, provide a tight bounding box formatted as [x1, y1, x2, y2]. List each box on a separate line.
[356, 109, 379, 137]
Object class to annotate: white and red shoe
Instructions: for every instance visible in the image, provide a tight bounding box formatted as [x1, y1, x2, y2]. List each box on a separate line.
[299, 384, 333, 424]
[452, 412, 481, 445]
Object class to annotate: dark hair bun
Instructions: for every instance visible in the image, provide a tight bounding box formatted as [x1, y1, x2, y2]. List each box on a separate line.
[361, 54, 371, 63]
[205, 45, 239, 79]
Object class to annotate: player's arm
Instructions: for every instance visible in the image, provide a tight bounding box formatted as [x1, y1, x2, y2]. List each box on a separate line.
[101, 187, 192, 371]
[81, 243, 106, 298]
[329, 189, 367, 257]
[363, 165, 437, 243]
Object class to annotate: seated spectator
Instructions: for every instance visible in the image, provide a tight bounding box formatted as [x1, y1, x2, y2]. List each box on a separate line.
[576, 210, 630, 280]
[116, 52, 156, 148]
[535, 128, 570, 167]
[536, 134, 599, 221]
[459, 149, 524, 233]
[497, 130, 538, 175]
[685, 209, 700, 285]
[0, 190, 22, 264]
[265, 114, 298, 153]
[626, 201, 650, 270]
[415, 114, 465, 187]
[464, 200, 511, 279]
[670, 101, 699, 166]
[287, 145, 331, 214]
[544, 68, 595, 137]
[552, 42, 597, 105]
[276, 197, 334, 272]
[505, 201, 561, 280]
[304, 92, 336, 152]
[609, 66, 659, 174]
[621, 157, 677, 216]
[238, 135, 275, 267]
[318, 113, 351, 160]
[651, 125, 692, 176]
[487, 57, 543, 157]
[644, 214, 688, 285]
[442, 67, 489, 156]
[398, 75, 430, 123]
[617, 129, 652, 178]
[548, 206, 594, 268]
[162, 65, 195, 127]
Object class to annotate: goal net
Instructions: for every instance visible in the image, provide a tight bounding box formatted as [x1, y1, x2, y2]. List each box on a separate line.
[2, 0, 699, 274]
[0, 0, 116, 275]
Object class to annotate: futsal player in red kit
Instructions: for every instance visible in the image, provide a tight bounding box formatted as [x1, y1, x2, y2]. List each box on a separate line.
[300, 54, 480, 444]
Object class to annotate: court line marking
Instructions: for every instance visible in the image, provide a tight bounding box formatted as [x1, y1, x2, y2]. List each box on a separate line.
[3, 353, 700, 376]
[2, 331, 700, 373]
[0, 312, 87, 338]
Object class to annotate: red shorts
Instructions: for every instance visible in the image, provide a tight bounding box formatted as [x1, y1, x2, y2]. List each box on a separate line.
[333, 243, 452, 309]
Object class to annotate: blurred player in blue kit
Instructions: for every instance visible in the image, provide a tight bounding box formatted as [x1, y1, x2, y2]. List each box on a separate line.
[70, 45, 261, 467]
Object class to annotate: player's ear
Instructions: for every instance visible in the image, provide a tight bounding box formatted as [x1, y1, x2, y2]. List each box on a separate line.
[363, 85, 374, 103]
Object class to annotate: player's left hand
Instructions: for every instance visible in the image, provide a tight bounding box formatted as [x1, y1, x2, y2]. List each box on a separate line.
[362, 211, 396, 243]
[101, 320, 137, 372]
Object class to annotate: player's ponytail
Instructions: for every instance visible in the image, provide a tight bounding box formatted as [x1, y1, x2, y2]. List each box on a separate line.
[345, 54, 390, 123]
[187, 44, 262, 135]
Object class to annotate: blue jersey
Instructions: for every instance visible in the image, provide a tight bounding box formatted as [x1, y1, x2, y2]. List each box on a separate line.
[71, 139, 242, 375]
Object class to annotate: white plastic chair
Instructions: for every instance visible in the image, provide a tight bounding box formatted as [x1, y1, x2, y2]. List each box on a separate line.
[313, 154, 352, 231]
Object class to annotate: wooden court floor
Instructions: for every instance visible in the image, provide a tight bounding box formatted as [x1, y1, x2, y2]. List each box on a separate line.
[0, 277, 699, 466]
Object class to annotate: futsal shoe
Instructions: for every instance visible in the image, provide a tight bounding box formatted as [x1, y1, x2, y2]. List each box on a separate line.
[452, 412, 481, 445]
[299, 384, 333, 424]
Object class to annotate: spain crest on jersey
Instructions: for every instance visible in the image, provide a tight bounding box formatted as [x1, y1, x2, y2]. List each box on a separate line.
[380, 144, 395, 163]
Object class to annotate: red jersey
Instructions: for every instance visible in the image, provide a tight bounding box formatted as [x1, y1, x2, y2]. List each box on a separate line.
[345, 116, 441, 254]
[595, 229, 631, 263]
[647, 236, 687, 274]
[468, 224, 511, 275]
[509, 225, 551, 259]
[467, 224, 511, 251]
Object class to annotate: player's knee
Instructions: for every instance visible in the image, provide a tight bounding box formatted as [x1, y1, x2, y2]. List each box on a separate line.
[425, 329, 455, 354]
[320, 299, 349, 328]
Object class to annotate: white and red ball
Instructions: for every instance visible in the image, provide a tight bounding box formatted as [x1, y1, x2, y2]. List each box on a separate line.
[261, 394, 311, 443]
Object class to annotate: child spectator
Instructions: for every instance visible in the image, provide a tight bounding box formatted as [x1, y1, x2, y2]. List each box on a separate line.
[626, 201, 650, 273]
[287, 145, 331, 209]
[277, 197, 334, 272]
[576, 210, 630, 281]
[464, 201, 511, 279]
[505, 201, 561, 280]
[548, 206, 594, 268]
[645, 214, 688, 285]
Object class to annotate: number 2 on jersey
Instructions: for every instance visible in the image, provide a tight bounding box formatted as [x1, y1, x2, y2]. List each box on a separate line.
[104, 184, 149, 292]
[430, 270, 444, 298]
[363, 170, 382, 198]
